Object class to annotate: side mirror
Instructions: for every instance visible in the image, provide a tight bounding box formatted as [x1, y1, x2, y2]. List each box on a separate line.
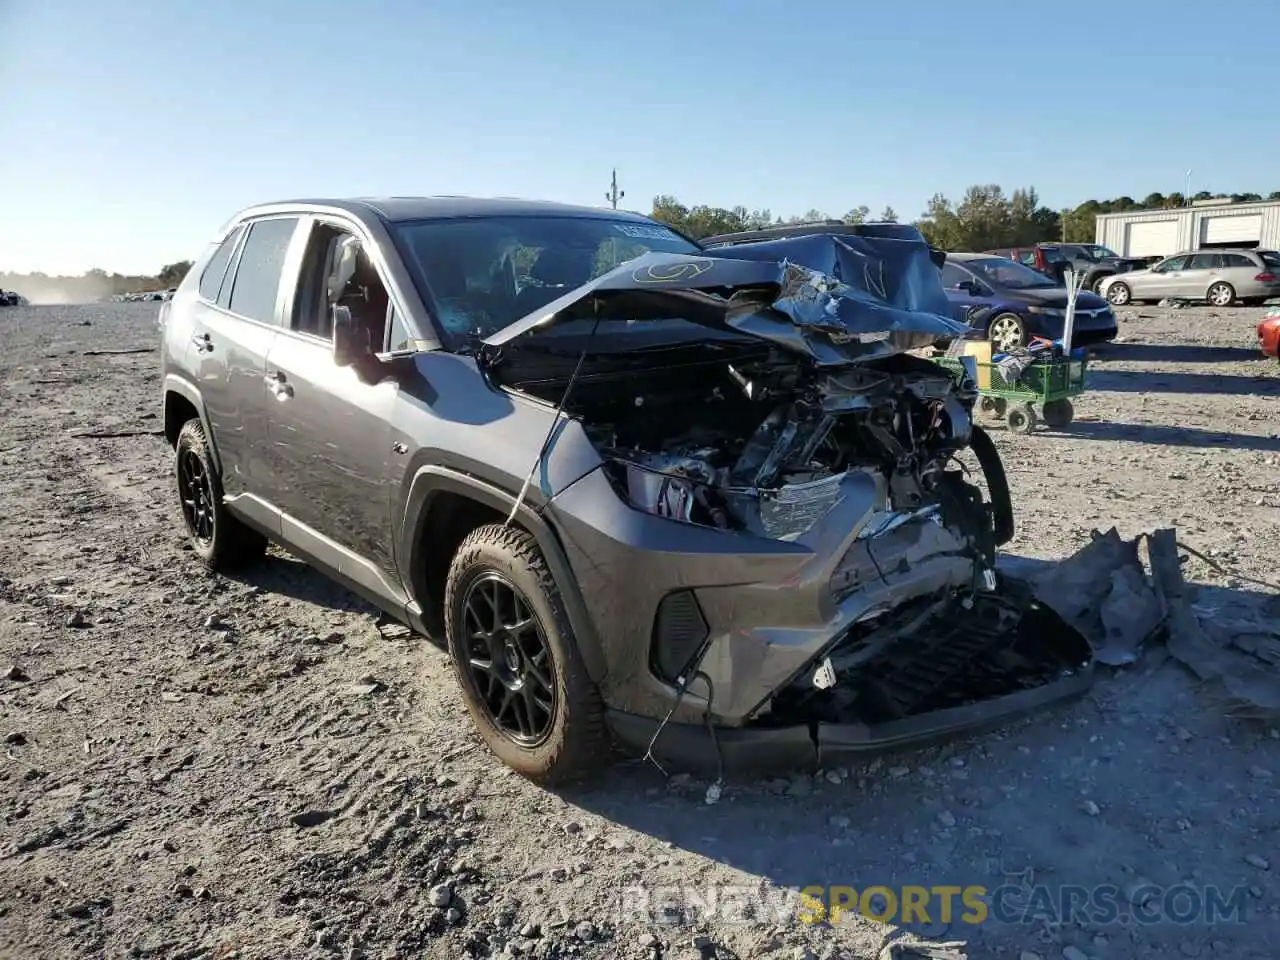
[332, 304, 371, 367]
[956, 279, 980, 295]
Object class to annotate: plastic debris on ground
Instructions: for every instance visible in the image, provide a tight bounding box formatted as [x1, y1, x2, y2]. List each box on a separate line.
[880, 941, 969, 959]
[1012, 526, 1280, 715]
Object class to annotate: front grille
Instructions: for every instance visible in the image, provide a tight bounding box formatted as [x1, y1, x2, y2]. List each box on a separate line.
[852, 595, 1078, 722]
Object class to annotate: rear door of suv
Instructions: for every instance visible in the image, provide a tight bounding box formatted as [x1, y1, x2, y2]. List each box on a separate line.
[187, 215, 301, 509]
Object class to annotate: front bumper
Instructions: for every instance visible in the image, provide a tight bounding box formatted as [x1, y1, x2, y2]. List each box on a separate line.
[606, 662, 1093, 775]
[1027, 310, 1117, 346]
[548, 465, 1094, 771]
[1259, 318, 1280, 358]
[549, 466, 983, 726]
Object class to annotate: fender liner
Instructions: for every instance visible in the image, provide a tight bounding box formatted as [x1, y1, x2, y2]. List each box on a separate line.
[398, 465, 607, 682]
[969, 424, 1014, 546]
[162, 374, 221, 474]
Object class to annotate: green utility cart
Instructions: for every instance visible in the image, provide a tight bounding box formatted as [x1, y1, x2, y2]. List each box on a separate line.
[932, 350, 1088, 434]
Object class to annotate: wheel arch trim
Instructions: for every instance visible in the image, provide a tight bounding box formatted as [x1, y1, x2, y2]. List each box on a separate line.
[163, 374, 221, 474]
[398, 465, 607, 681]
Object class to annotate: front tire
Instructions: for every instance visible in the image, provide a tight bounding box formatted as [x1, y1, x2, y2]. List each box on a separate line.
[1106, 282, 1132, 306]
[988, 313, 1026, 353]
[1006, 404, 1038, 434]
[174, 419, 267, 571]
[1207, 281, 1235, 307]
[443, 524, 607, 785]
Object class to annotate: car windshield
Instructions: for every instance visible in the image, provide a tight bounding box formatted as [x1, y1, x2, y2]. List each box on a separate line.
[392, 215, 701, 345]
[1258, 250, 1280, 270]
[1083, 245, 1120, 259]
[965, 257, 1060, 290]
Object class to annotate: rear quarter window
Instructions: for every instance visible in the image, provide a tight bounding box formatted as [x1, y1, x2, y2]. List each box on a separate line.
[198, 227, 244, 302]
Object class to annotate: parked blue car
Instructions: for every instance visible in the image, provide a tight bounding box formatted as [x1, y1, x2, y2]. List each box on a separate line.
[941, 253, 1118, 353]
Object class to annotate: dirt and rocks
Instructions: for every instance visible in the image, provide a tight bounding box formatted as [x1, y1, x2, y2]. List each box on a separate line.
[0, 301, 1278, 960]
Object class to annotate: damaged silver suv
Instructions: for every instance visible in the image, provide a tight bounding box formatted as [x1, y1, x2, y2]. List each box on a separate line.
[159, 198, 1093, 783]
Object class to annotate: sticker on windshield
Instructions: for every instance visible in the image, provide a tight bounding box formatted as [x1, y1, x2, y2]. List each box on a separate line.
[612, 223, 681, 242]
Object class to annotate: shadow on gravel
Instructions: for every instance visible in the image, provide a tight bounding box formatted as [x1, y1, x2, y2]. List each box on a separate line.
[225, 554, 378, 614]
[1088, 368, 1280, 396]
[555, 559, 1280, 952]
[1052, 420, 1280, 451]
[1094, 342, 1265, 364]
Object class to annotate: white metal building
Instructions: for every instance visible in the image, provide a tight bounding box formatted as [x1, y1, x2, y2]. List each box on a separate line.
[1094, 199, 1280, 259]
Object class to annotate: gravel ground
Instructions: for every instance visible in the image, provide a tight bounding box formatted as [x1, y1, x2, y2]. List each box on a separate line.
[1, 301, 1278, 960]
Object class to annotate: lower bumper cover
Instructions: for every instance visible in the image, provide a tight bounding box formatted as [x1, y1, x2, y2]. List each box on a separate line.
[606, 663, 1095, 777]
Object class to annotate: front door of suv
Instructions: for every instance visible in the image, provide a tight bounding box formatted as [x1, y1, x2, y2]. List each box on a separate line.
[261, 218, 404, 604]
[189, 215, 300, 504]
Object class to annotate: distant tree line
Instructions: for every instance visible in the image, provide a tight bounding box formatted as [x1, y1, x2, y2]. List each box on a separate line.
[649, 187, 1280, 253]
[6, 185, 1279, 301]
[0, 261, 193, 302]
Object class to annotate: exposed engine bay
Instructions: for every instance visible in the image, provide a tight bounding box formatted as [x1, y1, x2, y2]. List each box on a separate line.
[504, 341, 1005, 553]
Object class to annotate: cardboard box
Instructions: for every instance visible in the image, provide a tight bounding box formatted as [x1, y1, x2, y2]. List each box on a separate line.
[962, 340, 992, 390]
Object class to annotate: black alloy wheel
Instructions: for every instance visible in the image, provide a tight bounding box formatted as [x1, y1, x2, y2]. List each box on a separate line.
[459, 571, 557, 746]
[178, 446, 215, 545]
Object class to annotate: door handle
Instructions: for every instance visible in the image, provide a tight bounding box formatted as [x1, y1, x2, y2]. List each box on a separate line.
[192, 332, 213, 352]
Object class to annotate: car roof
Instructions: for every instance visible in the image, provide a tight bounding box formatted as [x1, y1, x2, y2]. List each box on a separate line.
[1166, 248, 1259, 257]
[232, 195, 658, 226]
[946, 252, 1005, 262]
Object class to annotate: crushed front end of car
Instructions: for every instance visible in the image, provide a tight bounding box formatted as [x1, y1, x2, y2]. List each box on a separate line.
[481, 225, 1095, 774]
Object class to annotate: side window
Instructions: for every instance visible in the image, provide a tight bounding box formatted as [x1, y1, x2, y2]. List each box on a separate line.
[1224, 253, 1256, 268]
[1018, 251, 1038, 266]
[1188, 253, 1223, 270]
[226, 217, 298, 323]
[198, 226, 243, 302]
[387, 306, 413, 352]
[941, 263, 969, 287]
[291, 222, 393, 350]
[1152, 255, 1189, 273]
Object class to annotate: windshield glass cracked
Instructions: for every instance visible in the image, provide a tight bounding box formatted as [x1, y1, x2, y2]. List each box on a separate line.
[162, 198, 1093, 785]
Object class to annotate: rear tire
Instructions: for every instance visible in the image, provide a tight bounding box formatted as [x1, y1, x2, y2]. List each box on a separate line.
[1207, 281, 1235, 307]
[174, 419, 268, 571]
[443, 524, 607, 785]
[1106, 282, 1131, 306]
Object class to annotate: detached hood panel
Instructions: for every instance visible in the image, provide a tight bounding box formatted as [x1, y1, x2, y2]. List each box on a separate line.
[482, 230, 970, 365]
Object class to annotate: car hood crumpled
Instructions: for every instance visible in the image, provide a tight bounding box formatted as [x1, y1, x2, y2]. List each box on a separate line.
[481, 228, 971, 365]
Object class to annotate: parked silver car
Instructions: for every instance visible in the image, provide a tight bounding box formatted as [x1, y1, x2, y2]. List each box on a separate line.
[1098, 249, 1280, 307]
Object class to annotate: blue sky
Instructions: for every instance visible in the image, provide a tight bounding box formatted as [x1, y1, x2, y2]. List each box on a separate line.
[2, 0, 1277, 275]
